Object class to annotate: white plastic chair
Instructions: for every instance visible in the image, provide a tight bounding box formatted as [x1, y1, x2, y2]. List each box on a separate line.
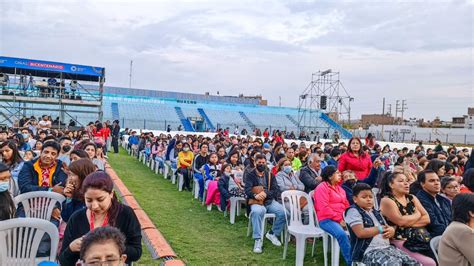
[0, 218, 59, 265]
[282, 190, 328, 266]
[430, 235, 442, 263]
[309, 190, 335, 266]
[227, 197, 246, 224]
[372, 187, 380, 210]
[193, 178, 200, 199]
[247, 212, 276, 240]
[14, 191, 66, 220]
[177, 173, 184, 191]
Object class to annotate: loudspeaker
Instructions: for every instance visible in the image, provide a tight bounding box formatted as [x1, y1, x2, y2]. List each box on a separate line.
[320, 96, 327, 110]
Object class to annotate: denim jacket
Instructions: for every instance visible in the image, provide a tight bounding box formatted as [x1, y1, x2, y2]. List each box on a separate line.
[345, 204, 386, 262]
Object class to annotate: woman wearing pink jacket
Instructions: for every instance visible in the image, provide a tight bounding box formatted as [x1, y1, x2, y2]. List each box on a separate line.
[338, 137, 373, 180]
[314, 165, 351, 265]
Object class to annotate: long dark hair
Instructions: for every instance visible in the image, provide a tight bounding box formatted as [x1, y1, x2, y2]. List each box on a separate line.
[0, 140, 23, 166]
[0, 191, 15, 221]
[379, 171, 406, 197]
[69, 159, 96, 200]
[347, 137, 365, 157]
[81, 171, 122, 226]
[462, 168, 474, 192]
[426, 159, 445, 174]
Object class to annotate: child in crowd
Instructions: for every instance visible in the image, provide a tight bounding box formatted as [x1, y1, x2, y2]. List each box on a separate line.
[204, 153, 222, 210]
[0, 162, 15, 221]
[218, 164, 246, 211]
[344, 183, 419, 265]
[23, 150, 36, 161]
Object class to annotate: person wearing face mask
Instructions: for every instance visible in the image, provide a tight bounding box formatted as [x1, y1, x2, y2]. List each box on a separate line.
[21, 128, 36, 149]
[59, 172, 142, 266]
[245, 154, 286, 254]
[58, 136, 73, 166]
[341, 159, 383, 205]
[275, 157, 308, 220]
[0, 140, 24, 197]
[0, 162, 16, 221]
[262, 143, 275, 166]
[178, 143, 194, 191]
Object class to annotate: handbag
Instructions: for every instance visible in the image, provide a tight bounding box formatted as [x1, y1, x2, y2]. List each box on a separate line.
[248, 172, 271, 206]
[403, 227, 432, 253]
[299, 197, 308, 209]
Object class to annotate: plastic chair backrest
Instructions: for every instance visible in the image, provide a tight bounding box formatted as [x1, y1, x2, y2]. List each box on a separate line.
[308, 190, 321, 227]
[0, 218, 59, 265]
[430, 235, 442, 262]
[281, 190, 315, 227]
[372, 187, 380, 210]
[14, 191, 66, 220]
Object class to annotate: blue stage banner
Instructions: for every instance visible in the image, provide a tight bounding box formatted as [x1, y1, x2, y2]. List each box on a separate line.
[0, 56, 104, 77]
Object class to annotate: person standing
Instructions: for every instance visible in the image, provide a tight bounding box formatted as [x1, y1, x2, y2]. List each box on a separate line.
[112, 120, 120, 154]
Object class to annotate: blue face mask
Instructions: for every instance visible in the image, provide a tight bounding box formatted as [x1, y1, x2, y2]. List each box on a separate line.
[0, 181, 9, 193]
[283, 165, 293, 174]
[22, 133, 29, 139]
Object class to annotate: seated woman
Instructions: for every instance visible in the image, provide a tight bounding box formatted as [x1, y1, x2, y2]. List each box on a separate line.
[379, 172, 436, 266]
[440, 176, 460, 203]
[0, 140, 24, 197]
[80, 226, 128, 266]
[177, 142, 194, 191]
[152, 141, 166, 171]
[275, 157, 308, 221]
[314, 165, 351, 265]
[59, 172, 142, 266]
[218, 163, 246, 212]
[438, 193, 474, 266]
[344, 183, 419, 265]
[83, 142, 105, 171]
[61, 159, 97, 223]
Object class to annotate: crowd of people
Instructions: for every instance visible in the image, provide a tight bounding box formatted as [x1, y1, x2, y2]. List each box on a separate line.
[128, 128, 474, 265]
[0, 116, 140, 265]
[0, 114, 473, 265]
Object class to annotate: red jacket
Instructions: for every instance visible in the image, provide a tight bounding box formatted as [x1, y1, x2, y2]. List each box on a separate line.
[338, 152, 373, 180]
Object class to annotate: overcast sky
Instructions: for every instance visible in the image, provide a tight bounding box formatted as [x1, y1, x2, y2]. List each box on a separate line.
[1, 0, 472, 121]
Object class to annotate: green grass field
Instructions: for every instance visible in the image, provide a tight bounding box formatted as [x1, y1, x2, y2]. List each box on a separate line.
[108, 149, 330, 265]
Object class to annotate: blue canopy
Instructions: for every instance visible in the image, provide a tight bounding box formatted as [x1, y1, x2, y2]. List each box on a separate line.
[0, 56, 105, 81]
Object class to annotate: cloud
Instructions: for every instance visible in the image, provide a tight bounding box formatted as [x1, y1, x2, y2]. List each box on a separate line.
[0, 0, 472, 121]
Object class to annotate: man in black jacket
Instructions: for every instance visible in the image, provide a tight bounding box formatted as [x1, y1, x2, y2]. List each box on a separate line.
[299, 153, 322, 193]
[244, 154, 286, 254]
[416, 170, 452, 236]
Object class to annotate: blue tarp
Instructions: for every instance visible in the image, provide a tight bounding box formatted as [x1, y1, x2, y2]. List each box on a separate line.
[0, 56, 104, 78]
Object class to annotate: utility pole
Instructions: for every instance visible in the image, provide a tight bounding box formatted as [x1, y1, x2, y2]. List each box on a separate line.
[401, 100, 408, 121]
[387, 104, 392, 116]
[382, 97, 385, 115]
[395, 100, 400, 119]
[129, 60, 133, 89]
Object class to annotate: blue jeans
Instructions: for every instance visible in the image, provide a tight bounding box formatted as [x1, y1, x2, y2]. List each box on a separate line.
[319, 219, 352, 265]
[194, 173, 205, 199]
[250, 200, 286, 239]
[155, 156, 165, 169]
